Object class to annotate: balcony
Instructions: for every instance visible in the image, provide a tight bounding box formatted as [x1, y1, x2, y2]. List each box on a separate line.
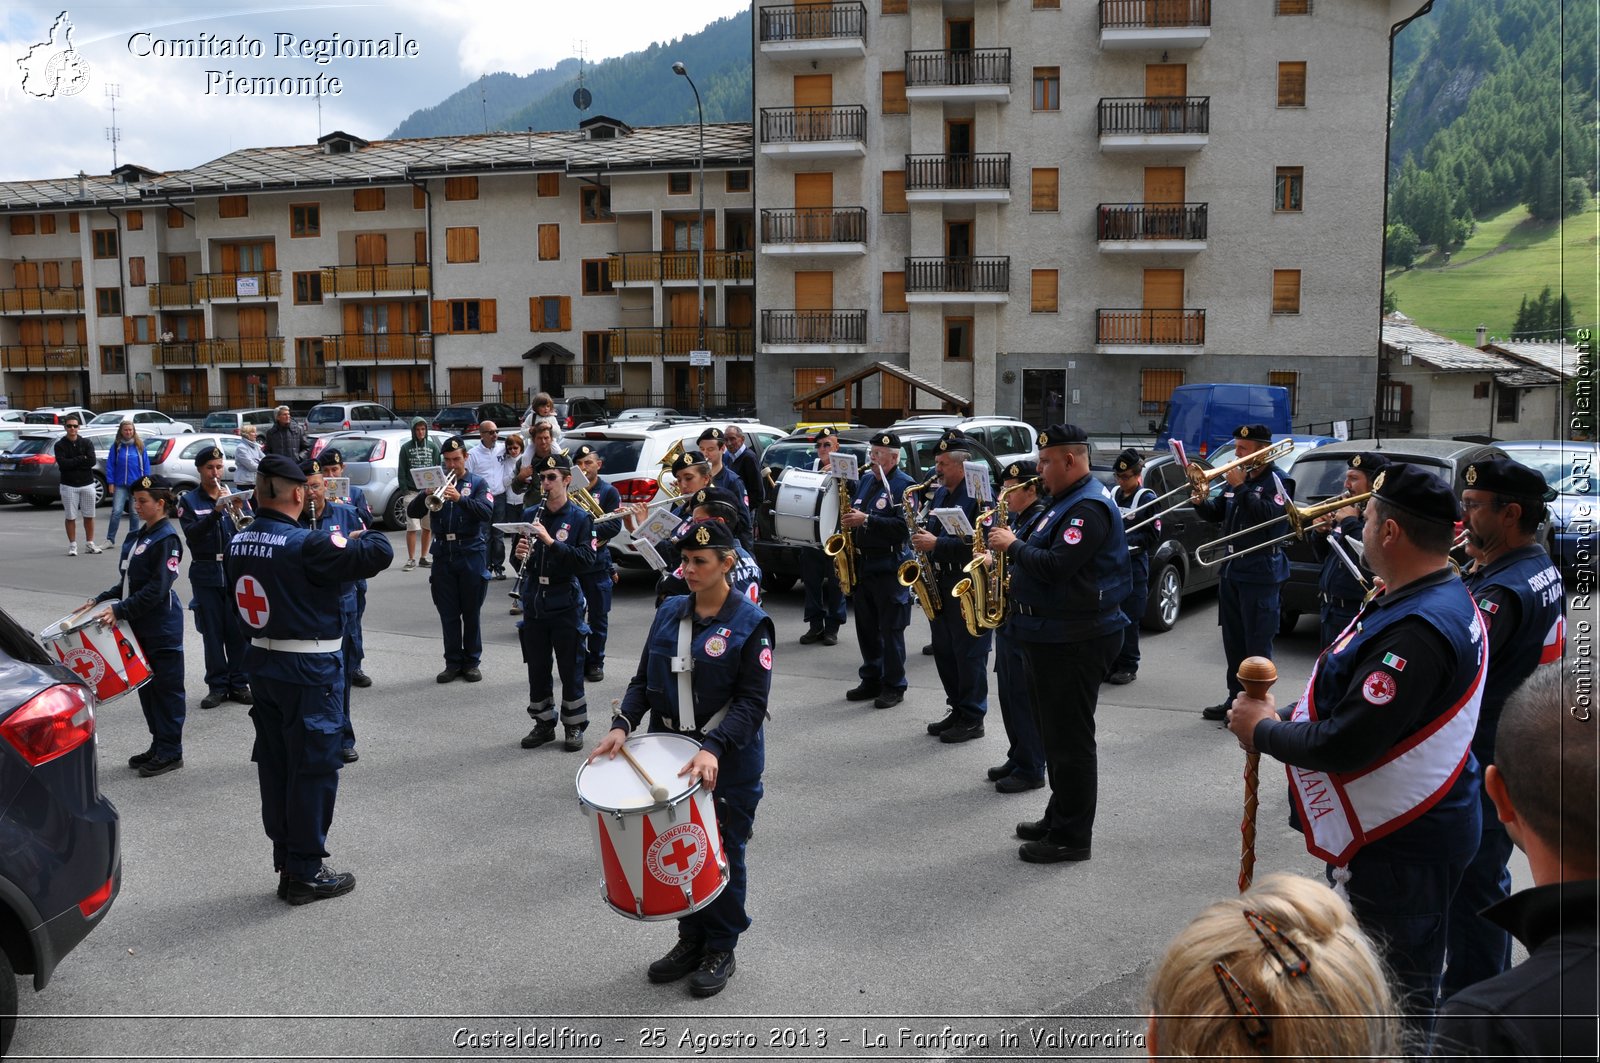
[0, 344, 87, 370]
[761, 309, 867, 351]
[607, 250, 754, 286]
[323, 333, 434, 363]
[194, 271, 281, 301]
[321, 263, 430, 297]
[1097, 203, 1208, 252]
[1094, 308, 1206, 354]
[759, 106, 867, 159]
[148, 282, 201, 309]
[152, 342, 206, 367]
[1099, 0, 1211, 50]
[198, 336, 285, 365]
[759, 208, 867, 255]
[610, 327, 755, 358]
[904, 48, 1011, 102]
[0, 288, 83, 314]
[1098, 97, 1210, 152]
[905, 153, 1011, 203]
[904, 256, 1011, 303]
[758, 3, 867, 59]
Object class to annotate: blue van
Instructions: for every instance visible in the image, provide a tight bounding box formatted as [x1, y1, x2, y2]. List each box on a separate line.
[1153, 384, 1292, 459]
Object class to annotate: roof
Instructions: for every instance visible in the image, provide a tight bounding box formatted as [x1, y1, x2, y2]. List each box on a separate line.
[0, 173, 155, 210]
[1381, 313, 1509, 372]
[1483, 340, 1582, 381]
[793, 360, 973, 415]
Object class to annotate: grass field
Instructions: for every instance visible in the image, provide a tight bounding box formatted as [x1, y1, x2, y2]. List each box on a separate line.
[1386, 198, 1599, 345]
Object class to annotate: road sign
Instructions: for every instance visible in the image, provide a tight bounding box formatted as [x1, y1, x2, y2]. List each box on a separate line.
[688, 350, 712, 367]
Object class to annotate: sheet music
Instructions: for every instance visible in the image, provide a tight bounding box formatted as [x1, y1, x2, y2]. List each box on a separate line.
[633, 507, 686, 546]
[634, 539, 668, 572]
[932, 507, 974, 537]
[411, 466, 446, 491]
[492, 522, 538, 536]
[830, 453, 859, 482]
[324, 477, 350, 504]
[964, 461, 993, 504]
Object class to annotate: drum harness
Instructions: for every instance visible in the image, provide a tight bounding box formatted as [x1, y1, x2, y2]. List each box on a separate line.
[670, 611, 731, 738]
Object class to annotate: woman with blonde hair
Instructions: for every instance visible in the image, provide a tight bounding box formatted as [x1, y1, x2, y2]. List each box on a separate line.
[104, 418, 149, 546]
[1147, 872, 1405, 1061]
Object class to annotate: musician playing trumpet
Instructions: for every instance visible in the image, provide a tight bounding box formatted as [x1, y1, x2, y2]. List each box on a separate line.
[407, 437, 494, 684]
[1312, 453, 1387, 650]
[841, 432, 914, 709]
[177, 445, 252, 710]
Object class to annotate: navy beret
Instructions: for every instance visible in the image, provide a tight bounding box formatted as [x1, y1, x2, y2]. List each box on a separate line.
[935, 429, 971, 452]
[133, 474, 174, 493]
[299, 459, 321, 478]
[1004, 460, 1039, 482]
[1234, 424, 1273, 442]
[193, 445, 225, 468]
[1113, 449, 1143, 474]
[538, 453, 571, 471]
[319, 448, 344, 466]
[567, 443, 598, 463]
[1372, 463, 1461, 526]
[442, 436, 468, 454]
[677, 517, 735, 551]
[691, 486, 740, 511]
[870, 431, 900, 448]
[813, 427, 838, 443]
[671, 452, 703, 474]
[258, 453, 306, 483]
[1038, 423, 1089, 448]
[697, 427, 725, 444]
[1347, 452, 1389, 474]
[1464, 457, 1554, 502]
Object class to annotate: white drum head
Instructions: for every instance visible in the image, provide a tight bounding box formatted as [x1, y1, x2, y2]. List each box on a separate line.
[41, 604, 101, 640]
[774, 467, 840, 546]
[576, 732, 702, 813]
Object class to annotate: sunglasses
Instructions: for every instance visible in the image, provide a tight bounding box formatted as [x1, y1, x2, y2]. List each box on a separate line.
[538, 472, 566, 481]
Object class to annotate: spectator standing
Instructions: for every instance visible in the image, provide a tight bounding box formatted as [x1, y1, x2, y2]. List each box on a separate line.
[234, 423, 263, 488]
[263, 405, 309, 459]
[104, 418, 149, 546]
[53, 417, 101, 555]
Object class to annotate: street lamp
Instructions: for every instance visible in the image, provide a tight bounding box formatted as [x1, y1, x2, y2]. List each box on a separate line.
[673, 60, 707, 419]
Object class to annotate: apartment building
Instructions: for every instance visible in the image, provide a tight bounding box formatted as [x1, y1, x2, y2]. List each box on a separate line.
[0, 120, 756, 415]
[752, 0, 1432, 429]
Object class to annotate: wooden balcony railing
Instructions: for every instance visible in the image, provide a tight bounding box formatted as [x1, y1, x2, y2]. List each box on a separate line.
[0, 344, 87, 370]
[281, 365, 338, 389]
[148, 282, 201, 308]
[904, 256, 1011, 294]
[1096, 308, 1207, 345]
[199, 336, 285, 364]
[761, 309, 867, 346]
[322, 333, 434, 362]
[904, 48, 1012, 88]
[760, 207, 867, 244]
[1099, 0, 1212, 29]
[759, 105, 867, 145]
[1097, 203, 1209, 240]
[194, 271, 281, 300]
[610, 327, 755, 358]
[905, 153, 1011, 191]
[607, 251, 754, 283]
[759, 2, 867, 42]
[321, 263, 431, 295]
[0, 287, 84, 313]
[152, 342, 206, 367]
[562, 362, 623, 388]
[1099, 96, 1211, 136]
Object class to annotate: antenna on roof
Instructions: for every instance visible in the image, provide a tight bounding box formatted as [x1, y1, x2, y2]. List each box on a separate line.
[104, 84, 121, 169]
[315, 85, 323, 139]
[481, 77, 489, 134]
[573, 40, 591, 112]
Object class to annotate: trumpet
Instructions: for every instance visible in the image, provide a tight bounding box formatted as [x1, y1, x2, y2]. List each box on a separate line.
[1125, 438, 1295, 533]
[1196, 490, 1372, 567]
[220, 489, 254, 529]
[656, 439, 687, 499]
[424, 472, 459, 512]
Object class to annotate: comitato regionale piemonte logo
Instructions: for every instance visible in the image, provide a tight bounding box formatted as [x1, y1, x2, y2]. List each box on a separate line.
[17, 10, 91, 98]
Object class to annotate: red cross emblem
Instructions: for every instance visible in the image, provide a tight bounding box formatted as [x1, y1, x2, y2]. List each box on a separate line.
[234, 575, 271, 629]
[661, 837, 697, 873]
[645, 823, 708, 886]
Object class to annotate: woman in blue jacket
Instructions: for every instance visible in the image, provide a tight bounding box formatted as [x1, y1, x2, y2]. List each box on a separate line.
[103, 419, 149, 547]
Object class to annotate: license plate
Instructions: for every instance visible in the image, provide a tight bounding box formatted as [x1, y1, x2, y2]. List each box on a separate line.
[0, 461, 15, 471]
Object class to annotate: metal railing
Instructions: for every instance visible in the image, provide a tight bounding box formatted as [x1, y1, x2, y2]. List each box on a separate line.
[904, 48, 1011, 88]
[761, 309, 867, 345]
[759, 105, 867, 145]
[198, 337, 285, 364]
[905, 153, 1011, 191]
[904, 256, 1011, 294]
[1098, 96, 1211, 136]
[607, 250, 754, 283]
[0, 344, 87, 370]
[281, 365, 338, 389]
[760, 207, 867, 244]
[1097, 203, 1209, 240]
[1298, 415, 1372, 439]
[610, 327, 755, 357]
[1377, 409, 1413, 432]
[758, 2, 866, 41]
[0, 287, 84, 313]
[1099, 0, 1212, 29]
[322, 333, 434, 362]
[148, 282, 201, 308]
[1096, 308, 1206, 345]
[321, 263, 430, 295]
[194, 271, 282, 300]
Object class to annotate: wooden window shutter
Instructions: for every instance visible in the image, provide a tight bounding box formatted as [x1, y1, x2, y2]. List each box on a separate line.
[219, 244, 239, 273]
[538, 223, 560, 260]
[128, 256, 146, 287]
[354, 187, 385, 211]
[71, 260, 83, 287]
[1272, 269, 1302, 313]
[479, 299, 496, 332]
[123, 316, 136, 343]
[1278, 62, 1307, 107]
[529, 298, 542, 331]
[126, 210, 143, 231]
[882, 72, 907, 115]
[39, 214, 56, 234]
[882, 271, 907, 313]
[536, 173, 560, 197]
[1031, 269, 1059, 312]
[344, 303, 363, 334]
[218, 195, 248, 218]
[446, 226, 479, 262]
[432, 300, 451, 334]
[445, 176, 479, 200]
[412, 185, 426, 209]
[10, 215, 34, 236]
[882, 0, 907, 13]
[558, 296, 572, 331]
[164, 208, 181, 229]
[69, 212, 81, 232]
[882, 170, 907, 214]
[41, 262, 60, 288]
[1031, 168, 1059, 211]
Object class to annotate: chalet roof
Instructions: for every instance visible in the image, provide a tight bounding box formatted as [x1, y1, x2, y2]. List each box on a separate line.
[0, 173, 154, 210]
[1381, 313, 1510, 372]
[1483, 339, 1582, 381]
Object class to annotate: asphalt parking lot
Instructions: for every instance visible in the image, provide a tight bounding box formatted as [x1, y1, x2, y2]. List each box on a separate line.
[0, 500, 1537, 1060]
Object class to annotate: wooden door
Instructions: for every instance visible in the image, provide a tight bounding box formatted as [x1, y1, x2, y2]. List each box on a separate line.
[795, 172, 834, 242]
[1145, 167, 1186, 238]
[499, 366, 523, 405]
[12, 262, 38, 288]
[946, 19, 974, 84]
[668, 290, 701, 328]
[20, 376, 48, 408]
[725, 290, 754, 329]
[42, 262, 60, 288]
[946, 121, 973, 189]
[946, 221, 972, 291]
[794, 74, 831, 141]
[1145, 64, 1187, 132]
[795, 271, 833, 342]
[167, 256, 187, 284]
[19, 320, 43, 346]
[1144, 268, 1185, 343]
[355, 233, 387, 266]
[225, 370, 249, 407]
[391, 367, 428, 409]
[448, 366, 482, 403]
[45, 319, 65, 345]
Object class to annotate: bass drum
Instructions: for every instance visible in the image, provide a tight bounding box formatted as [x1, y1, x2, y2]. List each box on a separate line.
[772, 468, 839, 547]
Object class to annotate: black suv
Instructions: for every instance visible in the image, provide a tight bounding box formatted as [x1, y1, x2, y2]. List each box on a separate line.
[431, 402, 519, 435]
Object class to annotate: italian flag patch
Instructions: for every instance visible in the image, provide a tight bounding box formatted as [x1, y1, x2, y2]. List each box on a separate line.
[1381, 652, 1407, 671]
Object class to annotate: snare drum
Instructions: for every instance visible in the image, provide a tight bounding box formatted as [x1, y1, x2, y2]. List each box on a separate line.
[39, 606, 152, 706]
[773, 467, 840, 547]
[575, 732, 728, 921]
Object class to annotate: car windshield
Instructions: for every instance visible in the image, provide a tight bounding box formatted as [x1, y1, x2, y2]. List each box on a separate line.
[23, 412, 58, 424]
[308, 407, 345, 424]
[5, 437, 55, 455]
[200, 413, 235, 431]
[565, 435, 644, 470]
[765, 441, 871, 472]
[1504, 448, 1595, 493]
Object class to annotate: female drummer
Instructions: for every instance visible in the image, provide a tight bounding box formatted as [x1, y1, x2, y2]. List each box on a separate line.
[89, 475, 187, 777]
[589, 518, 773, 999]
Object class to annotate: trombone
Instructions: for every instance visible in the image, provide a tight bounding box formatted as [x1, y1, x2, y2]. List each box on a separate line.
[424, 472, 458, 512]
[1196, 490, 1372, 567]
[1125, 438, 1295, 533]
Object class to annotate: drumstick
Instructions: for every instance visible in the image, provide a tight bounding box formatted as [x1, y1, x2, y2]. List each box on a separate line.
[1236, 656, 1279, 893]
[619, 745, 670, 804]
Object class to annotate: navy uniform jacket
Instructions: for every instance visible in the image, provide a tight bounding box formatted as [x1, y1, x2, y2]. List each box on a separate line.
[851, 466, 914, 577]
[1315, 513, 1370, 605]
[516, 499, 595, 617]
[1193, 464, 1293, 583]
[998, 497, 1050, 638]
[1004, 474, 1131, 643]
[1113, 483, 1159, 580]
[582, 478, 624, 574]
[406, 471, 493, 560]
[345, 484, 375, 530]
[178, 486, 249, 588]
[1465, 544, 1565, 763]
[921, 479, 979, 590]
[305, 500, 365, 614]
[96, 520, 184, 643]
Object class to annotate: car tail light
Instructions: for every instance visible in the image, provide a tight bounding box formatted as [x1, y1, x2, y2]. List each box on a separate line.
[615, 477, 659, 504]
[466, 422, 478, 434]
[311, 437, 327, 458]
[370, 441, 386, 460]
[0, 683, 95, 767]
[18, 453, 55, 465]
[563, 415, 575, 429]
[155, 438, 177, 464]
[78, 874, 114, 919]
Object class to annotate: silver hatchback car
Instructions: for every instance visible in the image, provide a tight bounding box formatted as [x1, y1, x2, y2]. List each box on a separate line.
[319, 428, 454, 529]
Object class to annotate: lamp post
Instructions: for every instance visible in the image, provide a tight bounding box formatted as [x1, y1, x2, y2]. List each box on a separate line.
[673, 60, 707, 419]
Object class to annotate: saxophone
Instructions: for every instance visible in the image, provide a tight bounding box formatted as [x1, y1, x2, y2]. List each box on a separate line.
[896, 472, 942, 619]
[821, 471, 856, 596]
[951, 476, 1038, 635]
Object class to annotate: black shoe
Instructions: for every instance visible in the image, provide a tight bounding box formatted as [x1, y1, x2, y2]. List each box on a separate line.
[1019, 840, 1092, 864]
[647, 938, 706, 983]
[872, 689, 904, 709]
[996, 775, 1046, 793]
[986, 763, 1014, 782]
[229, 687, 254, 704]
[921, 643, 935, 656]
[1201, 700, 1231, 721]
[200, 690, 226, 710]
[138, 754, 183, 778]
[493, 570, 508, 581]
[821, 630, 838, 646]
[1105, 670, 1136, 686]
[586, 667, 604, 683]
[436, 668, 461, 684]
[338, 747, 359, 763]
[939, 719, 985, 744]
[799, 627, 824, 645]
[927, 711, 959, 735]
[845, 682, 881, 702]
[349, 671, 372, 689]
[563, 727, 585, 752]
[1015, 819, 1049, 842]
[285, 864, 356, 905]
[688, 950, 736, 998]
[128, 748, 156, 769]
[521, 723, 557, 749]
[461, 667, 483, 683]
[277, 872, 289, 900]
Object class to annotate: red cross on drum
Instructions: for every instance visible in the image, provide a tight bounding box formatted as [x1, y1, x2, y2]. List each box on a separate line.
[38, 606, 152, 706]
[234, 575, 271, 629]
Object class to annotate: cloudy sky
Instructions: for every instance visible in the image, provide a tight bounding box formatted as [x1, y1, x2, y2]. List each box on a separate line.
[1, 0, 752, 181]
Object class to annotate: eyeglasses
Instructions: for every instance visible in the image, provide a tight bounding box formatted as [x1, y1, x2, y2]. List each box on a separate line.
[538, 472, 565, 482]
[481, 430, 498, 436]
[1459, 499, 1502, 512]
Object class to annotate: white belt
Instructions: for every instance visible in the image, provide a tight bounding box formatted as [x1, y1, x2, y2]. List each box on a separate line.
[252, 637, 340, 654]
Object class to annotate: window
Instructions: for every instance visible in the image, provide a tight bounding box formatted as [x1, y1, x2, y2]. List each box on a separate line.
[536, 173, 560, 197]
[436, 298, 496, 334]
[944, 317, 973, 361]
[444, 176, 478, 201]
[9, 217, 35, 236]
[580, 186, 613, 222]
[882, 0, 907, 13]
[1268, 371, 1299, 414]
[445, 226, 480, 263]
[296, 338, 326, 372]
[1473, 381, 1491, 400]
[725, 170, 750, 193]
[92, 228, 119, 258]
[882, 271, 907, 313]
[581, 258, 614, 295]
[100, 345, 126, 372]
[1272, 269, 1302, 314]
[1496, 386, 1520, 423]
[293, 271, 324, 304]
[1031, 269, 1059, 313]
[353, 188, 385, 211]
[1276, 0, 1312, 13]
[125, 210, 143, 231]
[882, 71, 908, 114]
[128, 316, 154, 343]
[1033, 67, 1060, 111]
[218, 195, 248, 218]
[1034, 0, 1061, 7]
[128, 256, 146, 287]
[412, 185, 426, 209]
[582, 331, 613, 363]
[668, 172, 693, 195]
[530, 295, 572, 332]
[39, 214, 56, 235]
[1275, 167, 1304, 212]
[166, 207, 184, 229]
[537, 223, 560, 261]
[1278, 62, 1307, 107]
[290, 203, 321, 237]
[96, 287, 122, 315]
[882, 170, 907, 214]
[1140, 369, 1185, 415]
[1031, 168, 1059, 212]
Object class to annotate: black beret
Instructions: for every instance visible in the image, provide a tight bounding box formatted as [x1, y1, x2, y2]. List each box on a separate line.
[1234, 424, 1273, 442]
[697, 427, 725, 444]
[1004, 460, 1039, 482]
[1113, 448, 1143, 474]
[870, 431, 901, 448]
[677, 517, 735, 551]
[567, 443, 598, 463]
[671, 452, 703, 474]
[538, 453, 572, 471]
[812, 427, 838, 442]
[1038, 423, 1088, 448]
[691, 486, 740, 511]
[319, 448, 344, 466]
[299, 459, 321, 478]
[1347, 452, 1389, 474]
[193, 445, 225, 468]
[132, 474, 174, 493]
[258, 454, 306, 483]
[441, 436, 468, 454]
[1372, 463, 1461, 526]
[1464, 457, 1554, 502]
[935, 429, 970, 452]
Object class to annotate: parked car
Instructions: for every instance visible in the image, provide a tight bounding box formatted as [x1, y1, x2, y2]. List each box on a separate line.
[22, 407, 95, 427]
[0, 434, 108, 508]
[1498, 439, 1598, 581]
[1154, 383, 1293, 460]
[306, 402, 404, 437]
[140, 433, 244, 493]
[889, 414, 1040, 468]
[85, 410, 194, 437]
[613, 407, 681, 422]
[0, 603, 121, 1057]
[430, 402, 518, 436]
[198, 407, 276, 435]
[1202, 433, 1337, 477]
[325, 428, 457, 529]
[0, 429, 41, 503]
[0, 411, 26, 423]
